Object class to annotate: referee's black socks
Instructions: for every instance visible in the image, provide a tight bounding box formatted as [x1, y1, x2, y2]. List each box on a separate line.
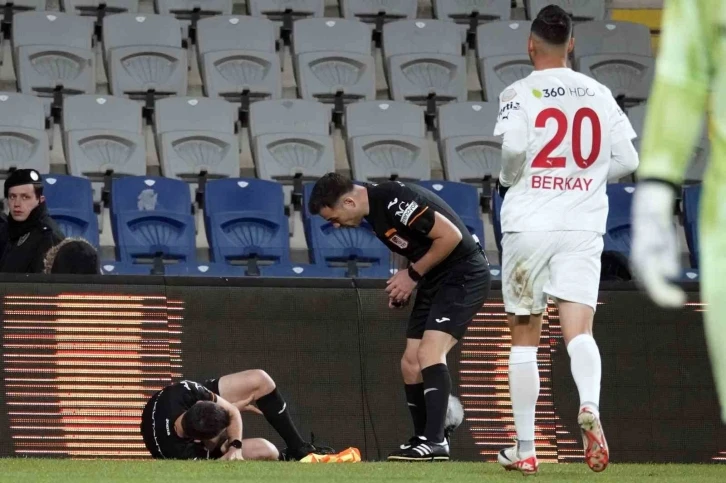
[422, 363, 452, 444]
[256, 388, 306, 451]
[405, 383, 427, 436]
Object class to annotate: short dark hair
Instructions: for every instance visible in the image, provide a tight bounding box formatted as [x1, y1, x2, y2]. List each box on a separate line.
[308, 173, 354, 215]
[531, 5, 572, 46]
[181, 401, 229, 441]
[34, 185, 43, 199]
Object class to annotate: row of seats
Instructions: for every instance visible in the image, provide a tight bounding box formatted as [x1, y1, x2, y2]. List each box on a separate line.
[43, 175, 485, 277]
[42, 173, 703, 279]
[0, 1, 609, 24]
[489, 183, 703, 275]
[2, 11, 653, 107]
[0, 95, 503, 192]
[3, 95, 708, 211]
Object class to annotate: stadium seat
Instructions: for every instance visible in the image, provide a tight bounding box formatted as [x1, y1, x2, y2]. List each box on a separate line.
[292, 18, 375, 104]
[60, 1, 139, 16]
[302, 181, 391, 276]
[12, 12, 95, 102]
[382, 19, 467, 104]
[204, 178, 291, 271]
[154, 97, 240, 188]
[340, 0, 417, 24]
[573, 21, 654, 104]
[476, 20, 533, 101]
[100, 261, 157, 275]
[433, 0, 511, 23]
[259, 263, 344, 278]
[417, 180, 485, 245]
[437, 101, 501, 187]
[163, 262, 247, 277]
[43, 174, 100, 248]
[62, 95, 146, 197]
[526, 0, 606, 21]
[0, 92, 50, 188]
[628, 103, 709, 182]
[682, 184, 701, 269]
[491, 188, 503, 256]
[103, 13, 188, 99]
[247, 0, 325, 30]
[110, 176, 196, 263]
[154, 0, 232, 20]
[345, 100, 430, 182]
[489, 264, 502, 281]
[196, 15, 281, 102]
[604, 183, 635, 256]
[0, 1, 44, 67]
[248, 99, 334, 193]
[261, 262, 390, 278]
[155, 0, 232, 45]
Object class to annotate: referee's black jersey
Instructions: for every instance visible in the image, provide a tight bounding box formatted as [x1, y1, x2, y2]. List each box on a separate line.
[364, 181, 480, 275]
[140, 380, 218, 460]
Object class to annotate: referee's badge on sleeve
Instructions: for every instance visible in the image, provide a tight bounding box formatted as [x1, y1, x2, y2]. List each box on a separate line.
[390, 234, 409, 249]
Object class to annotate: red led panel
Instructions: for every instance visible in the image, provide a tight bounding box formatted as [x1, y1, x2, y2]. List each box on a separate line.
[2, 293, 183, 458]
[459, 298, 580, 463]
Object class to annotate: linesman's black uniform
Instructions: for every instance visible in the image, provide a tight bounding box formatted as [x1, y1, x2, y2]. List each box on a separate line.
[140, 380, 221, 460]
[365, 181, 491, 340]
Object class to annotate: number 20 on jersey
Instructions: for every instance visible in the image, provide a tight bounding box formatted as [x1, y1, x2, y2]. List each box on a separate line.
[532, 107, 602, 170]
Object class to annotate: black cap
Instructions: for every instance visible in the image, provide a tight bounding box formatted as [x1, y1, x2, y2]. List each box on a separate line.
[4, 169, 43, 198]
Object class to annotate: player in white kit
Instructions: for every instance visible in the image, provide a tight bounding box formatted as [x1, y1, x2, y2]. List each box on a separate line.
[493, 6, 640, 475]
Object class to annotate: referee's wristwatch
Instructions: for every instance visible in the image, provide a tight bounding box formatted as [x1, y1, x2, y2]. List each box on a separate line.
[407, 265, 423, 283]
[229, 439, 243, 450]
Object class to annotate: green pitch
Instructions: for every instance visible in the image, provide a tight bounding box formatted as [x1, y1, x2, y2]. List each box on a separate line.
[1, 460, 725, 483]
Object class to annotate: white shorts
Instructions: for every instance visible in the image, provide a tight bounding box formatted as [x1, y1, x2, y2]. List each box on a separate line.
[502, 231, 603, 315]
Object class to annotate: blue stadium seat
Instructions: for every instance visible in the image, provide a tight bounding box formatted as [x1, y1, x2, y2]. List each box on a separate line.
[164, 262, 247, 277]
[682, 184, 701, 269]
[110, 176, 196, 263]
[100, 261, 156, 275]
[680, 269, 699, 282]
[492, 189, 504, 257]
[43, 174, 99, 247]
[604, 183, 636, 256]
[259, 263, 347, 278]
[489, 264, 502, 282]
[302, 182, 390, 274]
[204, 178, 290, 268]
[417, 180, 485, 246]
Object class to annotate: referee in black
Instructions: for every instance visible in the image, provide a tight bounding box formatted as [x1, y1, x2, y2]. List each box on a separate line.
[308, 173, 491, 461]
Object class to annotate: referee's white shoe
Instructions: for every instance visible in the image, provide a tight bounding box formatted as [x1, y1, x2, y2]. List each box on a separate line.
[387, 436, 450, 461]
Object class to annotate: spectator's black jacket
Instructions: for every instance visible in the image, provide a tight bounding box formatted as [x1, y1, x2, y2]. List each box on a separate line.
[0, 203, 65, 273]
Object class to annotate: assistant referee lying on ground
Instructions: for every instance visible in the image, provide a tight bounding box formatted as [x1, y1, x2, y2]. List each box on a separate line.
[308, 174, 491, 461]
[141, 369, 333, 460]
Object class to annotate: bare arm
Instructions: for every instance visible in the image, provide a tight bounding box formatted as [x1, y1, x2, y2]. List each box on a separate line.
[215, 396, 244, 459]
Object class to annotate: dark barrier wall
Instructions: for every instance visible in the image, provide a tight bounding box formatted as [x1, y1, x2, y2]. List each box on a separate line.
[0, 276, 723, 463]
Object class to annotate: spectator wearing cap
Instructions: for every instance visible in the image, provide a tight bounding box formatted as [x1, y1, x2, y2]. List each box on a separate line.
[0, 169, 65, 273]
[43, 238, 100, 275]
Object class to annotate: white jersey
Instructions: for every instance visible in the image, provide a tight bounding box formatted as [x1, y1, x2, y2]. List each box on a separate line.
[493, 68, 637, 234]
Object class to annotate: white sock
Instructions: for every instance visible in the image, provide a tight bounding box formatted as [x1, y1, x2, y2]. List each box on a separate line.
[509, 346, 539, 455]
[567, 334, 602, 415]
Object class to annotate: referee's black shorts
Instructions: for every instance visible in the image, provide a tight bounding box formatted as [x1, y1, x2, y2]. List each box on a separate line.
[407, 251, 490, 340]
